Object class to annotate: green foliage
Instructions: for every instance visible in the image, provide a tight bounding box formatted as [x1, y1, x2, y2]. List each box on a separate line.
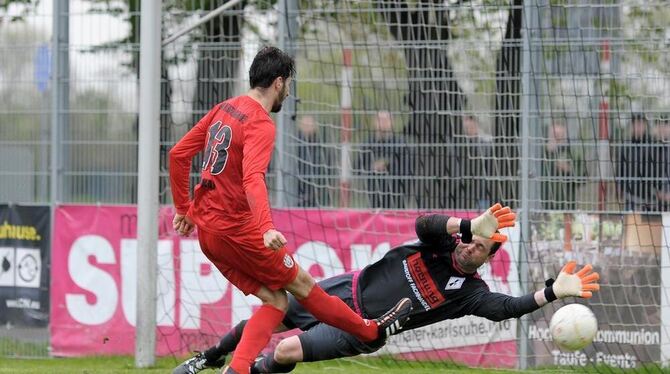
[625, 4, 670, 71]
[621, 2, 670, 118]
[535, 213, 624, 242]
[295, 2, 409, 140]
[609, 80, 634, 134]
[81, 0, 140, 73]
[598, 218, 623, 241]
[0, 0, 39, 23]
[0, 17, 136, 203]
[537, 212, 568, 241]
[447, 0, 514, 112]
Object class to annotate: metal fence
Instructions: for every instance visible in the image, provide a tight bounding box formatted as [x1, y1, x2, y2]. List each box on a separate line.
[1, 1, 668, 212]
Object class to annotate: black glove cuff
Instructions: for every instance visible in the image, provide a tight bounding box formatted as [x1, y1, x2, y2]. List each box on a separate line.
[459, 219, 473, 243]
[544, 285, 557, 302]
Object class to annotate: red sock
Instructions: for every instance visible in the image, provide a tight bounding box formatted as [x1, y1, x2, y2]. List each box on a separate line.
[229, 304, 285, 373]
[297, 285, 377, 342]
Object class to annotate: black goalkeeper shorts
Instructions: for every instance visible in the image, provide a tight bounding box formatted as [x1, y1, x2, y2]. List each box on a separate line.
[283, 273, 386, 362]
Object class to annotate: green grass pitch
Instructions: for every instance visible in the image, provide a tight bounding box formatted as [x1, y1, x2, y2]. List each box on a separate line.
[1, 356, 669, 373]
[0, 356, 529, 373]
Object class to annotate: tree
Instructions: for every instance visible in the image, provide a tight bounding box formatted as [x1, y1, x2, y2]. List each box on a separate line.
[0, 0, 39, 24]
[380, 0, 467, 208]
[1, 0, 246, 203]
[0, 19, 133, 203]
[85, 0, 247, 203]
[377, 0, 524, 209]
[493, 0, 523, 206]
[296, 0, 518, 209]
[164, 1, 245, 203]
[376, 0, 530, 208]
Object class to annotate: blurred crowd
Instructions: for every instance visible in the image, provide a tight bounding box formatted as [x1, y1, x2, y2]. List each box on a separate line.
[292, 111, 670, 212]
[616, 113, 670, 212]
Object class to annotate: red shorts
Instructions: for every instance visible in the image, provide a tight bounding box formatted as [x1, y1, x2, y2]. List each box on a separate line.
[196, 227, 299, 295]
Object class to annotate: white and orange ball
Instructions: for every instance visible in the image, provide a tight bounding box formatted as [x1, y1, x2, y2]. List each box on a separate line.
[550, 303, 598, 351]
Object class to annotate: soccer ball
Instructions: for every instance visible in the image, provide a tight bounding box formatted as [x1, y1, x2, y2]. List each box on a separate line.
[549, 303, 598, 351]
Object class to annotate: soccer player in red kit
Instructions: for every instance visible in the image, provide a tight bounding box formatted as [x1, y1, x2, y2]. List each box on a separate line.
[169, 46, 412, 374]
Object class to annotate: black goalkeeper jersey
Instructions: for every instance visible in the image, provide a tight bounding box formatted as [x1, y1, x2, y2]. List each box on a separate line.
[355, 215, 540, 332]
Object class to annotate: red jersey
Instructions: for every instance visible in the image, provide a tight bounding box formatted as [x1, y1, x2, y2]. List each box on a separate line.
[169, 95, 275, 236]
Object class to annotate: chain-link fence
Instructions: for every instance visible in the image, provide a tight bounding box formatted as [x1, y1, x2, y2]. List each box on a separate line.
[2, 1, 668, 212]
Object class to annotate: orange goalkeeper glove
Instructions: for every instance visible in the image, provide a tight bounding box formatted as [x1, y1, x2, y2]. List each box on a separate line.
[545, 261, 600, 301]
[461, 203, 516, 243]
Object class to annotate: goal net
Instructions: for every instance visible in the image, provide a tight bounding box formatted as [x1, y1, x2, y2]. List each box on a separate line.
[157, 0, 670, 370]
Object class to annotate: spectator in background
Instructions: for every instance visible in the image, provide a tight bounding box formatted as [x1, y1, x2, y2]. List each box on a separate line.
[296, 115, 329, 207]
[617, 113, 658, 211]
[541, 120, 585, 210]
[455, 115, 494, 210]
[357, 111, 406, 209]
[653, 114, 670, 211]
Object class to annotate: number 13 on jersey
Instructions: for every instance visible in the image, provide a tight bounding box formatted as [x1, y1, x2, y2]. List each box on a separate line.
[202, 121, 233, 175]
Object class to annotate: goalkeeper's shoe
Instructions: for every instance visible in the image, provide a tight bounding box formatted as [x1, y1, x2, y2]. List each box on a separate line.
[172, 352, 225, 374]
[374, 297, 413, 338]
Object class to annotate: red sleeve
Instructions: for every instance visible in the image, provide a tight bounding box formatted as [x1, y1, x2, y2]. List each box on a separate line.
[168, 107, 217, 214]
[242, 118, 276, 234]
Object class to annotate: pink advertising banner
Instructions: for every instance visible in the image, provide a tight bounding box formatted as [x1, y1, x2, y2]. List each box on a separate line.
[51, 205, 517, 367]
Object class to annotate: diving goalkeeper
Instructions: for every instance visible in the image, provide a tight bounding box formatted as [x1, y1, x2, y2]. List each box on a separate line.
[174, 203, 600, 374]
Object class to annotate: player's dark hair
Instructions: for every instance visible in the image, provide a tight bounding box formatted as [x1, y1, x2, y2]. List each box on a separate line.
[489, 230, 503, 256]
[249, 46, 295, 89]
[490, 241, 503, 256]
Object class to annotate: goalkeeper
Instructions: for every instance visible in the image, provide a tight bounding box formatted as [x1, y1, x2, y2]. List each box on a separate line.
[174, 203, 600, 374]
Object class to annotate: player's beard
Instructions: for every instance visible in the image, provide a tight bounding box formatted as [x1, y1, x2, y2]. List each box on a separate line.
[271, 83, 289, 113]
[271, 99, 283, 113]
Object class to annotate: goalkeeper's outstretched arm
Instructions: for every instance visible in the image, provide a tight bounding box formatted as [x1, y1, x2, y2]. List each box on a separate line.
[415, 203, 516, 245]
[470, 261, 600, 322]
